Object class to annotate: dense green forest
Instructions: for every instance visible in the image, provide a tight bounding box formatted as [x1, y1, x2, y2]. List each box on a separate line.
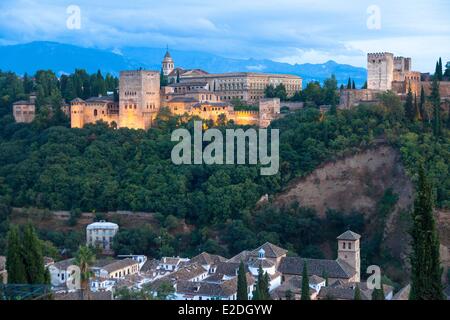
[0, 69, 449, 286]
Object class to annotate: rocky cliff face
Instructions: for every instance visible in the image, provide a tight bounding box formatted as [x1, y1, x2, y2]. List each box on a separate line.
[275, 145, 448, 283]
[276, 145, 414, 218]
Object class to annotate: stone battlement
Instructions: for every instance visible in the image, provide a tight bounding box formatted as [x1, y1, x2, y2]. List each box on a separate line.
[367, 52, 394, 59]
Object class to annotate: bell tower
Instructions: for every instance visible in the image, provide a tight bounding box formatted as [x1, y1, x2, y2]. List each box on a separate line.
[162, 46, 174, 77]
[337, 230, 361, 282]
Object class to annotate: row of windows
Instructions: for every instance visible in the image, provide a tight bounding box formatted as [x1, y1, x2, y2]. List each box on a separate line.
[173, 86, 204, 93]
[342, 242, 353, 249]
[221, 96, 244, 101]
[15, 111, 35, 115]
[112, 265, 138, 278]
[124, 91, 137, 96]
[88, 236, 113, 243]
[217, 84, 300, 91]
[88, 229, 116, 235]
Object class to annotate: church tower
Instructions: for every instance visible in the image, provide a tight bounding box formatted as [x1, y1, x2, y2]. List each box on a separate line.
[162, 48, 174, 77]
[337, 230, 361, 282]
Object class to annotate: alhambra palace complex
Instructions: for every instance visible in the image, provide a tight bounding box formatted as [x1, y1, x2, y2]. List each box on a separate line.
[69, 50, 302, 130]
[12, 51, 450, 127]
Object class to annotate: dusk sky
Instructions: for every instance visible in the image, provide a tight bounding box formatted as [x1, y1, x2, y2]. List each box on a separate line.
[0, 0, 449, 71]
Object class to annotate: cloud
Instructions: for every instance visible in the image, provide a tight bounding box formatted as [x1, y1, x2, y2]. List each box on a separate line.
[0, 0, 448, 71]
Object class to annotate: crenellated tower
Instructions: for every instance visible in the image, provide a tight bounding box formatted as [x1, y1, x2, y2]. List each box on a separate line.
[70, 98, 86, 128]
[367, 52, 394, 91]
[119, 70, 161, 130]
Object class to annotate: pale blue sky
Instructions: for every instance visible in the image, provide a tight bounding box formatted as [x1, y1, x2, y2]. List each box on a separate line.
[0, 0, 449, 71]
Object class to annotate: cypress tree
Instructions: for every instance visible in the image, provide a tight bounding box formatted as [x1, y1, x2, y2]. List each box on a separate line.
[160, 68, 167, 86]
[446, 104, 450, 130]
[22, 223, 47, 284]
[354, 285, 362, 300]
[405, 84, 415, 121]
[347, 78, 352, 89]
[237, 261, 248, 300]
[419, 86, 426, 122]
[262, 272, 271, 300]
[352, 80, 356, 90]
[409, 166, 444, 300]
[430, 78, 442, 137]
[414, 94, 421, 121]
[6, 226, 27, 284]
[434, 61, 440, 80]
[301, 261, 310, 300]
[362, 81, 368, 89]
[438, 58, 443, 81]
[253, 266, 264, 300]
[253, 266, 271, 300]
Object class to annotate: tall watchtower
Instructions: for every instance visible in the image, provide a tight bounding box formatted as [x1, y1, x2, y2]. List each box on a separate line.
[119, 70, 161, 130]
[367, 52, 394, 91]
[337, 230, 361, 282]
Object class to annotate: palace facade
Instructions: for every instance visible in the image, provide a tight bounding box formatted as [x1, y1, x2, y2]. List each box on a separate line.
[70, 49, 296, 130]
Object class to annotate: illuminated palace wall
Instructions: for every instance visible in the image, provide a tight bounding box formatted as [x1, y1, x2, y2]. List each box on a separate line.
[164, 98, 280, 128]
[71, 69, 282, 129]
[70, 97, 119, 129]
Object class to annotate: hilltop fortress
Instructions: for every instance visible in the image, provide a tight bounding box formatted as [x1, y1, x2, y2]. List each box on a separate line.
[340, 52, 450, 108]
[70, 50, 302, 130]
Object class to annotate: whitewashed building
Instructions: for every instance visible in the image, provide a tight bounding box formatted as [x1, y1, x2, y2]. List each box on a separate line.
[86, 220, 119, 254]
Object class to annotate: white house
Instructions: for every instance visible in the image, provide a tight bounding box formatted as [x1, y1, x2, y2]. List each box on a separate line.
[48, 258, 76, 289]
[117, 254, 147, 270]
[86, 220, 119, 253]
[158, 257, 190, 272]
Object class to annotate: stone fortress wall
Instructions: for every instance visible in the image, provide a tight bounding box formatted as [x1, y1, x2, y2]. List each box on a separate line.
[340, 52, 449, 108]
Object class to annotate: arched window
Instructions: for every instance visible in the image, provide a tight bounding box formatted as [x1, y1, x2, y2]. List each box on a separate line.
[348, 242, 352, 249]
[94, 109, 98, 116]
[343, 242, 346, 249]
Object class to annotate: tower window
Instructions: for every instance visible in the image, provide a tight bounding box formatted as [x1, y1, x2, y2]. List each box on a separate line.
[348, 242, 352, 249]
[343, 242, 346, 249]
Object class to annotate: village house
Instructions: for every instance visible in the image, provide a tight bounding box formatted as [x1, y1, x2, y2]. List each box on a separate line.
[317, 281, 394, 300]
[48, 258, 76, 289]
[271, 275, 325, 300]
[86, 220, 119, 254]
[95, 258, 140, 279]
[173, 273, 255, 300]
[158, 256, 190, 272]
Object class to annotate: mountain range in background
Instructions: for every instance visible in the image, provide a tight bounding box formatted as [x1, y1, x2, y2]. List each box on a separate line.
[0, 41, 367, 87]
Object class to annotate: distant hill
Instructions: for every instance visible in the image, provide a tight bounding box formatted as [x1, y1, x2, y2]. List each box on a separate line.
[0, 41, 367, 87]
[0, 42, 140, 76]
